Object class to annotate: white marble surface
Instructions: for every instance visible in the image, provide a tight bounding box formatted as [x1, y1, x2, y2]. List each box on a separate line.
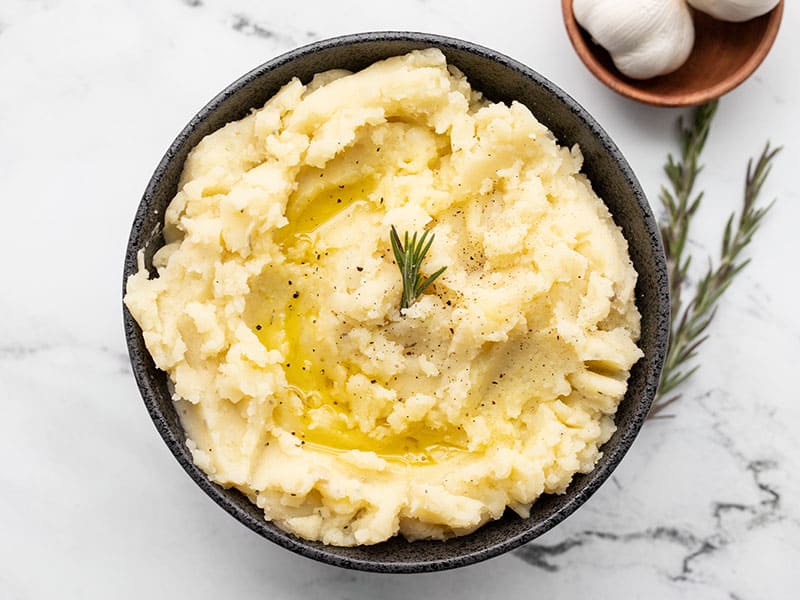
[1, 0, 798, 597]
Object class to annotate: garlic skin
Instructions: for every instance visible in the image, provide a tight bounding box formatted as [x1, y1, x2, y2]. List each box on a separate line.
[687, 0, 780, 22]
[574, 0, 695, 80]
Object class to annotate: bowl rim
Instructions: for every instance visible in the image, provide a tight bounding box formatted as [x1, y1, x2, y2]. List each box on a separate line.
[123, 30, 669, 573]
[561, 0, 784, 107]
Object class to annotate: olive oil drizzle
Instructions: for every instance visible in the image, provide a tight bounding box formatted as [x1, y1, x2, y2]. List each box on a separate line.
[251, 178, 467, 464]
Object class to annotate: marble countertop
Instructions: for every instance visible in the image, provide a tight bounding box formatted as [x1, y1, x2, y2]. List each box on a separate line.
[2, 1, 797, 597]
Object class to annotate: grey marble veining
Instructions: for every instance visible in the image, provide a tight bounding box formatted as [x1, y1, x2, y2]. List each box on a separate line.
[1, 0, 797, 597]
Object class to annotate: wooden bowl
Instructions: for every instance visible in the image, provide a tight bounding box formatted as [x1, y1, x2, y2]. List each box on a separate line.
[562, 0, 784, 106]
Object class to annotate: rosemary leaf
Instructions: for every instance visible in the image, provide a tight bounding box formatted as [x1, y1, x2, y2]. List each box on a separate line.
[390, 225, 447, 311]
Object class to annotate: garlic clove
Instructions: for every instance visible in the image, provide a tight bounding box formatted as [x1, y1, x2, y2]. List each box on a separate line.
[687, 0, 780, 23]
[574, 0, 695, 80]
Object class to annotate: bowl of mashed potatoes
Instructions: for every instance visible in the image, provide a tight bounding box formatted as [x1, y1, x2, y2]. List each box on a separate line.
[123, 32, 668, 572]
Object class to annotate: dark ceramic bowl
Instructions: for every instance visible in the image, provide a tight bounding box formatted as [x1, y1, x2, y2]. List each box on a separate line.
[123, 31, 669, 573]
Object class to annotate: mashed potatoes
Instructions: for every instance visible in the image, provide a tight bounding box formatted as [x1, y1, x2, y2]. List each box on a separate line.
[125, 49, 642, 546]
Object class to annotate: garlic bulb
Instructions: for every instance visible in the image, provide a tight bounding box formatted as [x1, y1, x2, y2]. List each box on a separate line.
[573, 0, 695, 80]
[687, 0, 780, 22]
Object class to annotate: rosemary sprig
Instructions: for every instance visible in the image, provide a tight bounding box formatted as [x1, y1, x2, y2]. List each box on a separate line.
[390, 225, 447, 311]
[659, 100, 718, 328]
[651, 102, 780, 418]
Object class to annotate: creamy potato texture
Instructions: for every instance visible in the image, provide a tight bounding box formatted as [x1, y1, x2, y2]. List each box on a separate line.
[125, 49, 643, 546]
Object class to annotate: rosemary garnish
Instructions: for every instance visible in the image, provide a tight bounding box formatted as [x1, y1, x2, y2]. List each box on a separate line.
[390, 225, 447, 311]
[651, 100, 780, 418]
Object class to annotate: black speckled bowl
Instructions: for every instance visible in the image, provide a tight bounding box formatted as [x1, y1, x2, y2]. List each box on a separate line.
[123, 32, 669, 573]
